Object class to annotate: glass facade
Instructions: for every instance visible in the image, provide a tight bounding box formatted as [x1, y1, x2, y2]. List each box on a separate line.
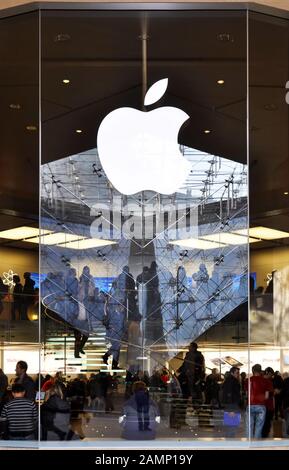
[0, 3, 288, 447]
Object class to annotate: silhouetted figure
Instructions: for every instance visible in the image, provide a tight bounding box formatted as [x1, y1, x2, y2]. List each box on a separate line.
[205, 368, 220, 407]
[123, 266, 137, 317]
[0, 277, 8, 315]
[178, 342, 205, 399]
[146, 262, 163, 343]
[120, 381, 159, 440]
[22, 272, 35, 320]
[79, 265, 95, 329]
[74, 329, 89, 359]
[102, 268, 129, 369]
[273, 371, 284, 420]
[0, 368, 8, 411]
[65, 268, 79, 324]
[12, 275, 23, 321]
[221, 367, 241, 437]
[262, 367, 274, 438]
[73, 266, 93, 358]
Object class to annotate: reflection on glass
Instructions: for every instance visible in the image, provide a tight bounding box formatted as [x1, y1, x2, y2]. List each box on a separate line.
[40, 9, 248, 442]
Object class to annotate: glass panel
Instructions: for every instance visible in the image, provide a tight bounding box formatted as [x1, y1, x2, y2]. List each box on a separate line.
[40, 9, 248, 442]
[0, 11, 39, 445]
[249, 11, 289, 441]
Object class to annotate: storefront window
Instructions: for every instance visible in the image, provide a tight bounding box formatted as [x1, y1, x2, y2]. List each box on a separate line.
[1, 2, 289, 447]
[0, 10, 40, 444]
[40, 9, 248, 442]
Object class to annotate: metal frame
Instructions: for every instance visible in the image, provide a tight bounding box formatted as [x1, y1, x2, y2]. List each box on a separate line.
[1, 2, 289, 20]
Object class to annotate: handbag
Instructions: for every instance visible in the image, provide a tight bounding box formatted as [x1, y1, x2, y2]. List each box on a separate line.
[223, 411, 241, 427]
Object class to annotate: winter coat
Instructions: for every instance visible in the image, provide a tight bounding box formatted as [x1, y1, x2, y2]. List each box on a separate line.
[221, 374, 241, 410]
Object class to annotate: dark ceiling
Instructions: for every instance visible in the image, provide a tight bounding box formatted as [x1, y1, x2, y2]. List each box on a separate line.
[0, 8, 289, 250]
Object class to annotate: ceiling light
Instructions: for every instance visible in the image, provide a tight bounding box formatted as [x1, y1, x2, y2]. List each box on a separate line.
[0, 226, 51, 240]
[170, 238, 223, 250]
[62, 79, 70, 84]
[284, 191, 288, 195]
[204, 129, 211, 134]
[217, 33, 233, 42]
[264, 103, 277, 111]
[76, 129, 82, 134]
[60, 238, 116, 250]
[235, 226, 289, 240]
[9, 103, 21, 110]
[202, 232, 259, 245]
[217, 79, 225, 85]
[24, 232, 83, 245]
[26, 125, 37, 131]
[54, 33, 71, 42]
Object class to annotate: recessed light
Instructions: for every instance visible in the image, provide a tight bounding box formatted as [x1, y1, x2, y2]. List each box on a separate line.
[203, 232, 259, 245]
[204, 129, 211, 134]
[170, 238, 222, 250]
[9, 103, 21, 110]
[264, 103, 277, 111]
[284, 191, 289, 195]
[60, 238, 116, 250]
[26, 125, 37, 131]
[235, 226, 289, 240]
[0, 226, 51, 240]
[62, 79, 70, 84]
[217, 79, 225, 85]
[24, 232, 83, 246]
[54, 33, 71, 42]
[76, 129, 82, 134]
[217, 33, 234, 42]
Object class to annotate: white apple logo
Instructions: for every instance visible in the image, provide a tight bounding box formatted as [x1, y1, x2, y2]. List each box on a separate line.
[97, 78, 191, 195]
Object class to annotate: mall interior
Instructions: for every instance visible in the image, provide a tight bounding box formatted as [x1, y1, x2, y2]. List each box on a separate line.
[1, 1, 289, 447]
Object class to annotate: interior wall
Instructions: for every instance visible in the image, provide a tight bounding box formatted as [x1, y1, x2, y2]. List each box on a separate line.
[251, 245, 289, 289]
[0, 246, 38, 282]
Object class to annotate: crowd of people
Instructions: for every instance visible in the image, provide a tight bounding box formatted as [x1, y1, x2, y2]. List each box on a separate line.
[0, 263, 287, 442]
[1, 348, 289, 441]
[41, 263, 163, 366]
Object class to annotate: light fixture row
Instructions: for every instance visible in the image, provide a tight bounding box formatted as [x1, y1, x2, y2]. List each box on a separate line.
[0, 226, 115, 250]
[1, 225, 288, 251]
[171, 226, 289, 250]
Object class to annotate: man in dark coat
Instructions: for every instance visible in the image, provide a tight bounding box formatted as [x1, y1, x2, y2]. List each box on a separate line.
[179, 342, 205, 399]
[222, 367, 241, 410]
[14, 360, 36, 401]
[221, 367, 241, 437]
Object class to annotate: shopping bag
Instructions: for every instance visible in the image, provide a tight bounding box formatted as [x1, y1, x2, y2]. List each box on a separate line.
[223, 411, 241, 427]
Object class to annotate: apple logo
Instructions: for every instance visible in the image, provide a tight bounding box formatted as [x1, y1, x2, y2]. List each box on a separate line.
[97, 78, 191, 195]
